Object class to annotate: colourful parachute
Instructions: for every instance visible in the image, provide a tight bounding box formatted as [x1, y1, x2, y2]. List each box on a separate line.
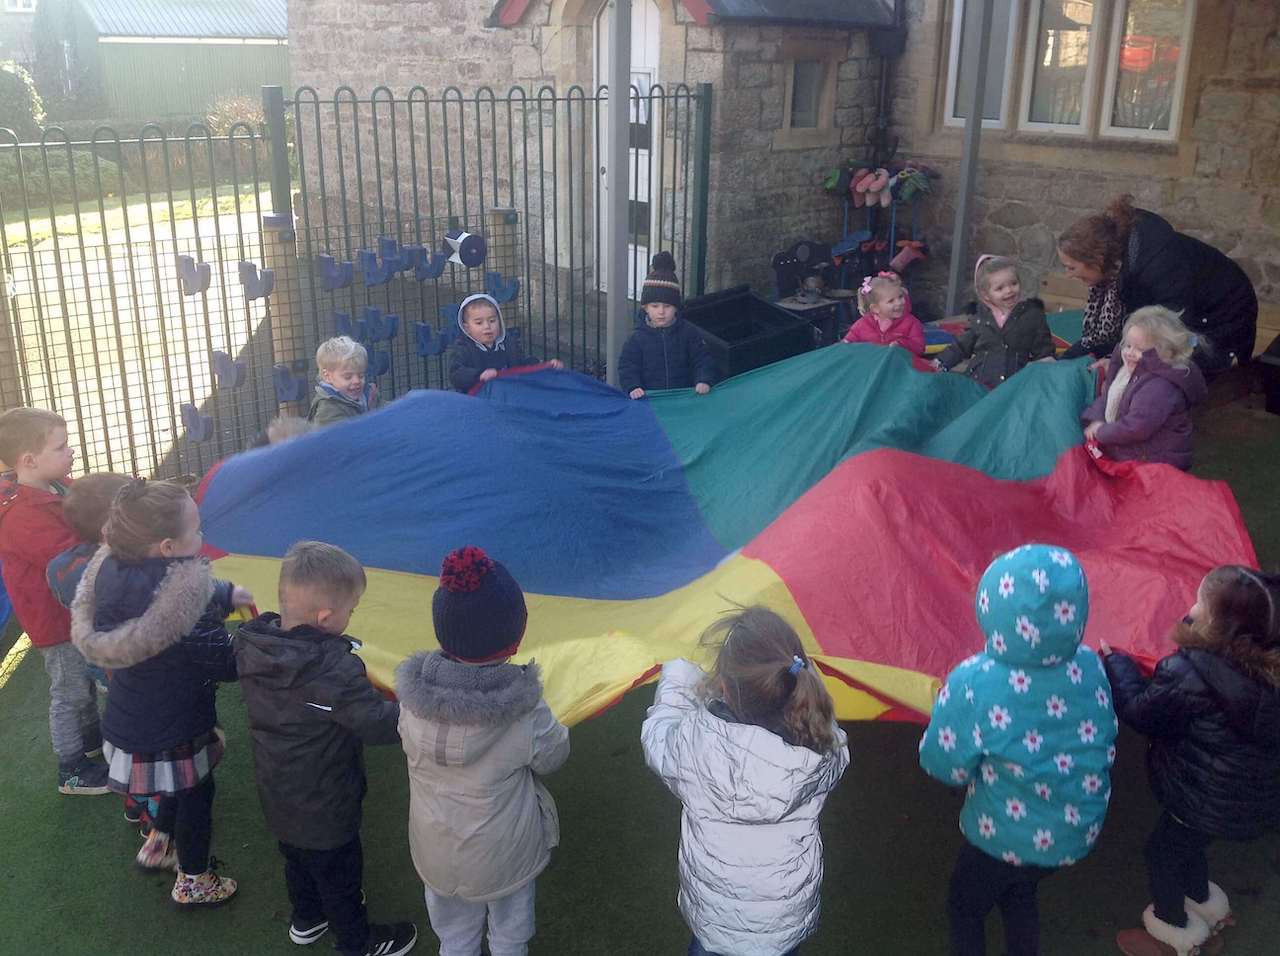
[199, 346, 1255, 724]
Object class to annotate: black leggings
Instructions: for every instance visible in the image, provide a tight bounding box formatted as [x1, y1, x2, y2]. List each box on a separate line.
[1145, 811, 1213, 926]
[947, 842, 1055, 956]
[152, 775, 216, 875]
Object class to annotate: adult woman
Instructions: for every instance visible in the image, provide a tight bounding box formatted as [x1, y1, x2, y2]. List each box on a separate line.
[1057, 195, 1257, 373]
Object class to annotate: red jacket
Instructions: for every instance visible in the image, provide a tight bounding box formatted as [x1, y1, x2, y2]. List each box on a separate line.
[842, 312, 926, 356]
[0, 480, 77, 647]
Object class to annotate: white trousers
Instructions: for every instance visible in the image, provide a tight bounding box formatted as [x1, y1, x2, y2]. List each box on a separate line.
[424, 880, 536, 956]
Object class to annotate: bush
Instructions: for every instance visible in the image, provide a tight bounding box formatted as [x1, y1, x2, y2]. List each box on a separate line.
[0, 65, 46, 142]
[0, 148, 121, 211]
[206, 94, 264, 137]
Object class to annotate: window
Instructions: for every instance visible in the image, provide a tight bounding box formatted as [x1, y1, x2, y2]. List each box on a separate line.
[946, 0, 1196, 141]
[945, 0, 1021, 128]
[774, 38, 844, 149]
[789, 60, 825, 129]
[1100, 0, 1195, 139]
[4, 0, 38, 11]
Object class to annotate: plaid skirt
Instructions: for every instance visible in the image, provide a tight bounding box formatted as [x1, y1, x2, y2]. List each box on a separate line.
[103, 728, 224, 796]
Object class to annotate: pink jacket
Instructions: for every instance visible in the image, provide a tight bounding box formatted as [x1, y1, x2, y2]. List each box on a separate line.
[842, 312, 926, 356]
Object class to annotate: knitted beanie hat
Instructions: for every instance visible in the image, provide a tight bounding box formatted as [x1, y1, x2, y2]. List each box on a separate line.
[432, 546, 528, 663]
[640, 251, 682, 308]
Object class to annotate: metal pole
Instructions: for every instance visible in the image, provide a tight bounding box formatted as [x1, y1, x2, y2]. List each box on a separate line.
[944, 0, 994, 316]
[689, 83, 712, 298]
[262, 85, 294, 222]
[605, 0, 631, 387]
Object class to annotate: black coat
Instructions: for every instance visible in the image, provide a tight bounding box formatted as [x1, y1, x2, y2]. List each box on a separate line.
[1106, 645, 1280, 840]
[617, 317, 718, 393]
[1068, 210, 1258, 364]
[448, 336, 534, 393]
[937, 298, 1055, 388]
[80, 554, 236, 753]
[235, 613, 400, 850]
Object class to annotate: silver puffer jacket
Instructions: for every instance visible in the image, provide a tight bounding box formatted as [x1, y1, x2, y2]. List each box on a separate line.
[641, 659, 850, 956]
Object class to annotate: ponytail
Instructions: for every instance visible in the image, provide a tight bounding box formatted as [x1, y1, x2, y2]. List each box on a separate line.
[703, 605, 838, 754]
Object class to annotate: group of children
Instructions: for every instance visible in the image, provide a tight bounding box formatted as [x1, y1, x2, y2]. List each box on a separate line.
[0, 241, 1268, 956]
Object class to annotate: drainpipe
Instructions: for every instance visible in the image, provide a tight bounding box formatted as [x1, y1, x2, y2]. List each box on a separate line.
[869, 0, 906, 166]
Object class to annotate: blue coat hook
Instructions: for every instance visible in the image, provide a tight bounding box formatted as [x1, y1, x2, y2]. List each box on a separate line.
[272, 363, 309, 403]
[415, 322, 437, 357]
[485, 271, 520, 304]
[334, 311, 367, 340]
[439, 302, 461, 327]
[407, 245, 448, 281]
[211, 351, 246, 389]
[180, 403, 214, 442]
[316, 254, 354, 291]
[368, 350, 391, 378]
[239, 261, 275, 300]
[177, 255, 211, 296]
[363, 307, 399, 343]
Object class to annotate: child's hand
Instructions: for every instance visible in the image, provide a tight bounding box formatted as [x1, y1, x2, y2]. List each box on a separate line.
[1098, 640, 1113, 658]
[548, 359, 565, 370]
[231, 586, 254, 609]
[1088, 358, 1107, 373]
[629, 388, 645, 400]
[1035, 356, 1056, 363]
[694, 383, 710, 395]
[930, 358, 943, 371]
[1083, 421, 1103, 442]
[479, 369, 499, 382]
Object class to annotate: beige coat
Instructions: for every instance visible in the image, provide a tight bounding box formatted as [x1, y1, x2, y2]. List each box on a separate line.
[395, 651, 569, 902]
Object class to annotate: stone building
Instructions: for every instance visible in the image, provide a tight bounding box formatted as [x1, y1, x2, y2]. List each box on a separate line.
[894, 0, 1279, 338]
[287, 0, 1277, 342]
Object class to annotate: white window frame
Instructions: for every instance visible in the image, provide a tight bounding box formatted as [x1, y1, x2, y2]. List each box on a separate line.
[1099, 0, 1196, 142]
[1017, 0, 1103, 135]
[943, 0, 1023, 130]
[4, 0, 38, 12]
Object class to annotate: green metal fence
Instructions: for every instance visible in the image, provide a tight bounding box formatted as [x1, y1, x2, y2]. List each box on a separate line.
[0, 82, 711, 480]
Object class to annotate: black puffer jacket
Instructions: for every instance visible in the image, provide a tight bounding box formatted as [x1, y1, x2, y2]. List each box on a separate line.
[617, 316, 718, 393]
[937, 298, 1055, 389]
[70, 549, 236, 753]
[1106, 639, 1280, 840]
[235, 613, 400, 850]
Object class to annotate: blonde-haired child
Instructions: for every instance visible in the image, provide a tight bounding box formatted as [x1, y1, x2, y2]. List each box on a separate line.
[309, 336, 378, 425]
[842, 271, 926, 355]
[1081, 306, 1206, 471]
[641, 606, 849, 956]
[935, 255, 1055, 387]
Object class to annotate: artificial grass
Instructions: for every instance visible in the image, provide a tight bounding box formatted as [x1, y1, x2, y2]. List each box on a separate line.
[0, 395, 1277, 955]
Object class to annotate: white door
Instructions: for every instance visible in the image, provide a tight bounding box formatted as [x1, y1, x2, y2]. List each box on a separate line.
[595, 0, 661, 298]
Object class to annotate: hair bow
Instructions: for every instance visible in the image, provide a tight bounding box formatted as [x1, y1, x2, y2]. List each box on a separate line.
[859, 276, 875, 295]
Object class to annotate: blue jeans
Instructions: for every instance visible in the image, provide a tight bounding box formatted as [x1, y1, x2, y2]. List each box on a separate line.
[688, 936, 799, 956]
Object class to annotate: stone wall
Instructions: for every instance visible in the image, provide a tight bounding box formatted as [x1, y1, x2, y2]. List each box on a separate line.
[286, 1, 886, 305]
[889, 0, 1280, 322]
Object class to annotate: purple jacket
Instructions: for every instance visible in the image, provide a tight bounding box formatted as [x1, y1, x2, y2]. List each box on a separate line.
[1082, 347, 1206, 470]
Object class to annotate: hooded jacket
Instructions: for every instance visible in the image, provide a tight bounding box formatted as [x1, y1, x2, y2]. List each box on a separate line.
[0, 480, 77, 647]
[396, 651, 569, 901]
[448, 293, 535, 393]
[920, 544, 1117, 868]
[1105, 630, 1280, 841]
[641, 658, 849, 956]
[842, 312, 926, 355]
[308, 381, 378, 426]
[235, 613, 400, 850]
[70, 547, 237, 753]
[1081, 346, 1207, 471]
[936, 298, 1055, 389]
[617, 315, 718, 394]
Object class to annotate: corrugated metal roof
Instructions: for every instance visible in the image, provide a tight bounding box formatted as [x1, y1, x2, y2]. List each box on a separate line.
[81, 0, 287, 40]
[705, 0, 896, 29]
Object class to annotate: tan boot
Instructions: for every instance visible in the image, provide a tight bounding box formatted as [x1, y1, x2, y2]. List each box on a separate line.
[171, 867, 238, 908]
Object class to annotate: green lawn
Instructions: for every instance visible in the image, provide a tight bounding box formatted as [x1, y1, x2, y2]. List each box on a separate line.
[0, 395, 1277, 955]
[2, 187, 272, 248]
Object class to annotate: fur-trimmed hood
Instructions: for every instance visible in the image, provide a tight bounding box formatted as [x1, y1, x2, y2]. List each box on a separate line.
[1173, 621, 1280, 688]
[71, 546, 215, 669]
[396, 650, 542, 727]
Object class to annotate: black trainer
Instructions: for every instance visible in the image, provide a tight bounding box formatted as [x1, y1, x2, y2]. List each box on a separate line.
[288, 915, 329, 945]
[362, 923, 417, 956]
[57, 758, 110, 795]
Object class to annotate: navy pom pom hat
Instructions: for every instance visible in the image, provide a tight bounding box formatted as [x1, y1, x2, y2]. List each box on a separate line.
[432, 546, 528, 663]
[640, 251, 682, 308]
